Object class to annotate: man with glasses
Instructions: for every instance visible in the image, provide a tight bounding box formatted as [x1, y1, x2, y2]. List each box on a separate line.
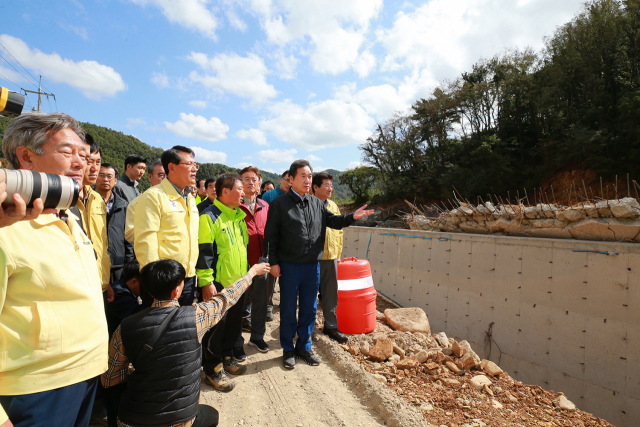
[134, 146, 200, 307]
[312, 172, 348, 344]
[261, 170, 291, 204]
[96, 163, 134, 283]
[124, 158, 165, 243]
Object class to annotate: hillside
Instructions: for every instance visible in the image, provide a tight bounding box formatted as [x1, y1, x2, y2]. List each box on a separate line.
[0, 116, 352, 199]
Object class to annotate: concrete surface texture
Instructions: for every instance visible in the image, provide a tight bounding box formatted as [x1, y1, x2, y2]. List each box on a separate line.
[342, 226, 640, 427]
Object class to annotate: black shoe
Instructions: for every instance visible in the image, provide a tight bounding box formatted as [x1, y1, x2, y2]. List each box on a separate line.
[233, 346, 247, 362]
[248, 338, 270, 353]
[266, 307, 274, 322]
[323, 327, 348, 344]
[283, 351, 296, 369]
[295, 349, 320, 366]
[242, 319, 251, 332]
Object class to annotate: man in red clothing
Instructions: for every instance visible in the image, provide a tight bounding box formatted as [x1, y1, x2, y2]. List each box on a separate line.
[238, 166, 274, 353]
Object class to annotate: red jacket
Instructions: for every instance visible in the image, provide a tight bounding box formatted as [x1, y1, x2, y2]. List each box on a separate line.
[239, 198, 269, 266]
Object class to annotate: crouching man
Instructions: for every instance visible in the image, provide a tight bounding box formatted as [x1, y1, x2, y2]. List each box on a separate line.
[101, 258, 269, 427]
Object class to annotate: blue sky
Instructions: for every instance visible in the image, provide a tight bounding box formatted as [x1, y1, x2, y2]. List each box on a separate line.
[1, 0, 585, 173]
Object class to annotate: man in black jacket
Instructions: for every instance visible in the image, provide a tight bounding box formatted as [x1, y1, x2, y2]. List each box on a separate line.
[264, 159, 373, 369]
[96, 163, 135, 282]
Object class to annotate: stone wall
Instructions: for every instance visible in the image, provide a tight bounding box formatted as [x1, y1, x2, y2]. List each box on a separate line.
[342, 226, 640, 427]
[407, 198, 640, 242]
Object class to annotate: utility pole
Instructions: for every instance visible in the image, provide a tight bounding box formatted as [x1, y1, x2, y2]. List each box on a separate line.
[22, 76, 55, 112]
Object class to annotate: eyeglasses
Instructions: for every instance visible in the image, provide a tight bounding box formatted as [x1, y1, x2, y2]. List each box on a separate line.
[282, 178, 290, 183]
[154, 173, 166, 179]
[98, 173, 115, 180]
[243, 177, 259, 183]
[178, 162, 199, 170]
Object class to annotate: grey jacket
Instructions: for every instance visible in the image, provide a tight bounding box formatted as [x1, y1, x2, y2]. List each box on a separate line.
[113, 174, 140, 204]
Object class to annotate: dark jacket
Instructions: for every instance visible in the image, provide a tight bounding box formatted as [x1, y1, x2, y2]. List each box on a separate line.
[119, 306, 201, 426]
[239, 198, 269, 266]
[264, 191, 355, 265]
[113, 174, 140, 204]
[105, 279, 143, 337]
[106, 191, 134, 273]
[197, 197, 214, 214]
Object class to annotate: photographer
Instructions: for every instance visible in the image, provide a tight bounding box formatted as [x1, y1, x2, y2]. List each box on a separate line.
[0, 170, 55, 227]
[0, 113, 108, 427]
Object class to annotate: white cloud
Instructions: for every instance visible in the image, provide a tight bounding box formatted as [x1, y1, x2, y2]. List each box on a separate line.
[347, 161, 363, 169]
[126, 118, 147, 129]
[190, 146, 227, 163]
[235, 128, 268, 146]
[257, 148, 298, 164]
[259, 99, 375, 151]
[377, 0, 584, 77]
[233, 162, 253, 169]
[189, 100, 208, 108]
[188, 52, 277, 103]
[306, 154, 322, 162]
[253, 0, 382, 76]
[273, 51, 298, 80]
[164, 113, 229, 142]
[0, 35, 126, 99]
[61, 25, 88, 40]
[129, 0, 218, 39]
[151, 71, 169, 88]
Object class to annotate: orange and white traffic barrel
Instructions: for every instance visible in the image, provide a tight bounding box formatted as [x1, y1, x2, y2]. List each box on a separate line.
[336, 257, 377, 334]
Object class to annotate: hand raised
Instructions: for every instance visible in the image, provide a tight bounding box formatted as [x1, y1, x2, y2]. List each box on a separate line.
[353, 204, 375, 220]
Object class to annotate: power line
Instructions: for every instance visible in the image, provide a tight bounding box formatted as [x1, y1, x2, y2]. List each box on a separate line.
[0, 71, 21, 90]
[46, 95, 53, 113]
[0, 41, 44, 90]
[0, 53, 38, 89]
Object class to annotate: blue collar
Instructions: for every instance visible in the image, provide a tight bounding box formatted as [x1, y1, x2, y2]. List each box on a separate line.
[290, 188, 306, 201]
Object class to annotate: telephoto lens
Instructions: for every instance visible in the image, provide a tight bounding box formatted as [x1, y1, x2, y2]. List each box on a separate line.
[1, 169, 80, 209]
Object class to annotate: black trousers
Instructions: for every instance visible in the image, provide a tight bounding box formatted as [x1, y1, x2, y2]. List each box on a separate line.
[241, 272, 275, 341]
[201, 282, 245, 373]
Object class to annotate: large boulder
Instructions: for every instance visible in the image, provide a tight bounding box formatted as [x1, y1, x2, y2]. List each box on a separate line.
[611, 197, 640, 219]
[384, 308, 431, 334]
[553, 395, 576, 411]
[470, 375, 492, 390]
[368, 338, 394, 362]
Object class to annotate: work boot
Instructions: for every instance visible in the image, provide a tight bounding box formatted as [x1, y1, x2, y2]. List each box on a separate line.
[205, 363, 235, 392]
[295, 349, 321, 366]
[223, 356, 247, 375]
[266, 306, 274, 322]
[283, 350, 296, 369]
[323, 327, 348, 344]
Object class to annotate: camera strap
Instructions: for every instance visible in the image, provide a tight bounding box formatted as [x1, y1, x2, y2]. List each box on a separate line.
[135, 308, 180, 363]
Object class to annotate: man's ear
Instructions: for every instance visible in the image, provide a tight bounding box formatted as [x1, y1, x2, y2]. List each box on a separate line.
[170, 286, 180, 299]
[15, 146, 36, 170]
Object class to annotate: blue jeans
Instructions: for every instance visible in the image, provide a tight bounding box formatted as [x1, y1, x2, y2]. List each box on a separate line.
[0, 377, 98, 427]
[279, 261, 320, 352]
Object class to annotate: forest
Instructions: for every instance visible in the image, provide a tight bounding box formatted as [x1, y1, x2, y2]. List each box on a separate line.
[344, 0, 640, 203]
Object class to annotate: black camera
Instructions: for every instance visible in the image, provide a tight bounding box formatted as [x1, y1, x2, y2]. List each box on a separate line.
[2, 169, 80, 209]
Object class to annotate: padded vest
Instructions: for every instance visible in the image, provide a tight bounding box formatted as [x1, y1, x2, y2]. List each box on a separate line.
[118, 306, 201, 426]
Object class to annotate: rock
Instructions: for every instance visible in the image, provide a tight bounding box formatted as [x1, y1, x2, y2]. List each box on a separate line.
[360, 341, 370, 356]
[442, 347, 453, 356]
[563, 208, 586, 222]
[396, 357, 419, 370]
[483, 385, 493, 396]
[460, 347, 481, 369]
[372, 374, 387, 384]
[384, 308, 431, 334]
[553, 395, 576, 411]
[491, 399, 503, 409]
[435, 332, 450, 348]
[420, 402, 434, 411]
[470, 375, 492, 390]
[480, 359, 503, 377]
[368, 338, 394, 362]
[506, 392, 518, 402]
[392, 343, 405, 358]
[452, 340, 464, 358]
[424, 362, 439, 375]
[443, 378, 460, 387]
[389, 353, 401, 363]
[348, 345, 360, 356]
[415, 350, 429, 363]
[611, 197, 640, 218]
[446, 361, 461, 374]
[596, 201, 613, 217]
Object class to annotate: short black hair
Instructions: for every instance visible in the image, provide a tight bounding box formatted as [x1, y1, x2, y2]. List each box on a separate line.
[161, 145, 195, 174]
[281, 170, 289, 179]
[100, 163, 120, 177]
[197, 178, 206, 187]
[124, 154, 147, 169]
[289, 159, 312, 178]
[261, 180, 274, 191]
[312, 171, 334, 193]
[205, 177, 216, 189]
[215, 173, 242, 198]
[147, 158, 162, 174]
[122, 260, 141, 283]
[85, 134, 102, 156]
[140, 259, 186, 300]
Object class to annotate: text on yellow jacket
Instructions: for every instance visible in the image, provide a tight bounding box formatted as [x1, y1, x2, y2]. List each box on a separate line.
[0, 211, 109, 423]
[133, 178, 199, 277]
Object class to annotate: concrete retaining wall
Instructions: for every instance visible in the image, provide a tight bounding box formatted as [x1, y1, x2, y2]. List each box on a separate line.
[342, 226, 640, 426]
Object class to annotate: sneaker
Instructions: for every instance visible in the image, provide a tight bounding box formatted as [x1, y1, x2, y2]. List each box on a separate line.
[295, 349, 320, 366]
[248, 338, 270, 353]
[223, 356, 247, 375]
[233, 346, 247, 362]
[205, 363, 235, 392]
[242, 318, 251, 332]
[266, 307, 274, 322]
[283, 351, 296, 369]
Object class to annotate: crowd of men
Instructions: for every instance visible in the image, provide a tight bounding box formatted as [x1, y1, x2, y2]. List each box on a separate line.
[0, 112, 373, 427]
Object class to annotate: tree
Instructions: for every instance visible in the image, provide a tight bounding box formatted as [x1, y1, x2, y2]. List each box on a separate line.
[339, 166, 380, 203]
